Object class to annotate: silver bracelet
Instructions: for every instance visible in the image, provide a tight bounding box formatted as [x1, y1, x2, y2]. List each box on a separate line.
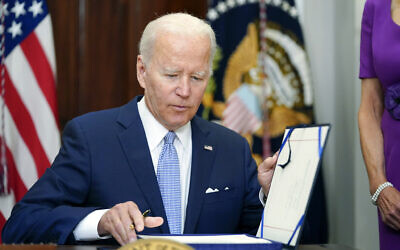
[371, 182, 393, 205]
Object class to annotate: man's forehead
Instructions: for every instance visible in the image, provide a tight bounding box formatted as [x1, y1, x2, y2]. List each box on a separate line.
[156, 30, 209, 45]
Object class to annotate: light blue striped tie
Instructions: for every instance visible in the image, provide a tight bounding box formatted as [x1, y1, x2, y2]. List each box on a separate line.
[157, 131, 181, 234]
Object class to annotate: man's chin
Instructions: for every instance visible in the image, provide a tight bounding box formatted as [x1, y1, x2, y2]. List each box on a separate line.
[164, 119, 190, 131]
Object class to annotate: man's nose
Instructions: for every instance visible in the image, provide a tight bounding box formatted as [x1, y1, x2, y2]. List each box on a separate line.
[176, 77, 191, 97]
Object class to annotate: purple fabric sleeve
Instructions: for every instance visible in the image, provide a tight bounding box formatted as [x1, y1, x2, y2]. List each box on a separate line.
[359, 0, 377, 79]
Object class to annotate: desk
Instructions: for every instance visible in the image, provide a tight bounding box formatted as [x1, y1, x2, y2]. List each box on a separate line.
[0, 244, 359, 250]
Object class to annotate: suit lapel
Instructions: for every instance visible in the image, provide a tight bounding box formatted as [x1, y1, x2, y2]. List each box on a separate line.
[184, 117, 216, 233]
[117, 97, 169, 233]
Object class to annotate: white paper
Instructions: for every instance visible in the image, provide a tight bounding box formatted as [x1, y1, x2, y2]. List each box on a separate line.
[138, 234, 272, 244]
[257, 125, 330, 246]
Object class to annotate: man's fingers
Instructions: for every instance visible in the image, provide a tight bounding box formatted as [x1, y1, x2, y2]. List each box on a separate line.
[110, 214, 131, 244]
[102, 214, 127, 245]
[114, 203, 138, 243]
[126, 224, 138, 243]
[97, 202, 163, 244]
[127, 204, 145, 232]
[113, 232, 125, 246]
[257, 152, 279, 196]
[99, 202, 145, 245]
[144, 216, 164, 228]
[259, 153, 278, 172]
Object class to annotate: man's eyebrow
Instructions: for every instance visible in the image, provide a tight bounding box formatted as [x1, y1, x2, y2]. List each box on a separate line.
[161, 69, 208, 77]
[193, 71, 207, 77]
[162, 68, 180, 74]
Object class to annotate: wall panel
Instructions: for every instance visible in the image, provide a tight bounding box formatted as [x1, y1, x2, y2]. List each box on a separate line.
[47, 0, 207, 127]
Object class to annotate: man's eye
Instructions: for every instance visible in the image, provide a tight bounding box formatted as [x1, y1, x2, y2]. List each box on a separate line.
[191, 76, 202, 81]
[166, 74, 177, 78]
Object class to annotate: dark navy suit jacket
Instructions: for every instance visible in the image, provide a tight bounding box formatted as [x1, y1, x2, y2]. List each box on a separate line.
[2, 96, 263, 244]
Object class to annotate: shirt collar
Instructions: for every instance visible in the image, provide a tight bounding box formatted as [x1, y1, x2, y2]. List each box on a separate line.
[138, 96, 191, 151]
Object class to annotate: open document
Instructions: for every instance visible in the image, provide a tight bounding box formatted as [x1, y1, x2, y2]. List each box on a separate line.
[134, 234, 282, 250]
[139, 234, 272, 244]
[257, 124, 331, 247]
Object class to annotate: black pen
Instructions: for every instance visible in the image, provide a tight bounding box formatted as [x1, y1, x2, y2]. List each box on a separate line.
[142, 209, 151, 217]
[129, 209, 151, 231]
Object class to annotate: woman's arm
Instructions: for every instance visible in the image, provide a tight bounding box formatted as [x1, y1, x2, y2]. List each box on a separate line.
[358, 78, 385, 194]
[358, 78, 400, 230]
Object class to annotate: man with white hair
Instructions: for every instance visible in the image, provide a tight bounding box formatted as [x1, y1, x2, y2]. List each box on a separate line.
[2, 13, 277, 246]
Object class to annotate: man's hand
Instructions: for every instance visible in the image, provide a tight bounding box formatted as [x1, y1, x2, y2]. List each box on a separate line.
[377, 187, 400, 231]
[98, 201, 163, 245]
[257, 152, 278, 196]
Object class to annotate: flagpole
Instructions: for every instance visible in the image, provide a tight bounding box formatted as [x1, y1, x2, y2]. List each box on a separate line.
[0, 0, 7, 195]
[259, 0, 272, 158]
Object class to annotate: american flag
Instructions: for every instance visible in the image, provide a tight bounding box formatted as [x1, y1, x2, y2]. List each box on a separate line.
[0, 0, 60, 242]
[223, 85, 262, 135]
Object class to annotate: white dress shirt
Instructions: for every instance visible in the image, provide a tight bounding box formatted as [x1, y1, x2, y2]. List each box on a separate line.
[73, 96, 192, 240]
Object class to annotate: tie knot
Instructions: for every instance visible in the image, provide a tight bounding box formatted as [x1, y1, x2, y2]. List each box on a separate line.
[164, 131, 176, 145]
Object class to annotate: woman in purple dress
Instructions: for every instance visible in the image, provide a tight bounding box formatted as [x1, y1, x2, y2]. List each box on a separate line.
[358, 0, 400, 249]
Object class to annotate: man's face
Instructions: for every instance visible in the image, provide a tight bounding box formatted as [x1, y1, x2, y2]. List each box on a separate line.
[137, 32, 211, 131]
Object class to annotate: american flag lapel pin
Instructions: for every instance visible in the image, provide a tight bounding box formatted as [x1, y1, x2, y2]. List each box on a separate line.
[204, 145, 213, 151]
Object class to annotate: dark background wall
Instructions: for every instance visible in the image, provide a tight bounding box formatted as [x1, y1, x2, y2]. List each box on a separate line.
[47, 0, 207, 128]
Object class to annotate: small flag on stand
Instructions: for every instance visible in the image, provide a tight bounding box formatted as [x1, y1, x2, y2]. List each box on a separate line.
[200, 0, 327, 243]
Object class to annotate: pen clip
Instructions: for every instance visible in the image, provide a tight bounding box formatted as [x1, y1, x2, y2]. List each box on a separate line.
[142, 209, 151, 217]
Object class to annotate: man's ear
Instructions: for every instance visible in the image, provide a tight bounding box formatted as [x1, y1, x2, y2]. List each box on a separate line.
[137, 55, 146, 89]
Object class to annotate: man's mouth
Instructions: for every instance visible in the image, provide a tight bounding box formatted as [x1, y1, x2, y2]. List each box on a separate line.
[171, 105, 189, 111]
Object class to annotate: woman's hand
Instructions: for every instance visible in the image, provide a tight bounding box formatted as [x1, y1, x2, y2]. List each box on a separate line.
[377, 186, 400, 230]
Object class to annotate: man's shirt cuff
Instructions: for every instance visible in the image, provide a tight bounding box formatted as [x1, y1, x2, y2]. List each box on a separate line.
[73, 209, 111, 241]
[259, 189, 267, 205]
